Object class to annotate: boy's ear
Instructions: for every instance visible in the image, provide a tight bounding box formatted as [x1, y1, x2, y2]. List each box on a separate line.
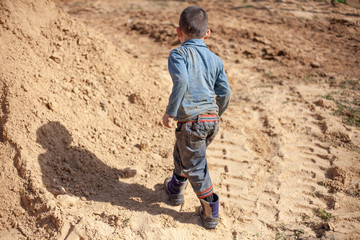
[176, 27, 182, 38]
[204, 29, 211, 40]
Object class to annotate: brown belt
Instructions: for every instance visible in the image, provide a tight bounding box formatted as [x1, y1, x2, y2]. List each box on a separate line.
[178, 114, 218, 123]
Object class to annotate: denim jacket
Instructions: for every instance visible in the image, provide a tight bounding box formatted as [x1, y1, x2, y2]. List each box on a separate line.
[166, 39, 231, 121]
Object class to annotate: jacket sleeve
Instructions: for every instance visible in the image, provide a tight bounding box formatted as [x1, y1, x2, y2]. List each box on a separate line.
[214, 60, 231, 117]
[165, 49, 188, 117]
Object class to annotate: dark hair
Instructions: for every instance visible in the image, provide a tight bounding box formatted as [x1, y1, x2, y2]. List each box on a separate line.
[179, 6, 208, 38]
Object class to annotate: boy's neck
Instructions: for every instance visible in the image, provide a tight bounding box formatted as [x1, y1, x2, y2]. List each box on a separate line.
[181, 37, 203, 43]
[177, 27, 210, 43]
[179, 32, 200, 43]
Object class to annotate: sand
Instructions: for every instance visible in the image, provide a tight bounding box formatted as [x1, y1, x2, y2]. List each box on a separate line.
[0, 0, 360, 239]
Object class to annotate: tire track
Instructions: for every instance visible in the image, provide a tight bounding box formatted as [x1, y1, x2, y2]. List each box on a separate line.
[206, 82, 348, 236]
[207, 96, 283, 232]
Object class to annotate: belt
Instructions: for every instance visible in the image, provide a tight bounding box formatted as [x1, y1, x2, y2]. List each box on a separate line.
[178, 114, 219, 123]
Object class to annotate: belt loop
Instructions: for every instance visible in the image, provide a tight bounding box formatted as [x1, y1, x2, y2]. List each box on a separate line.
[197, 115, 201, 124]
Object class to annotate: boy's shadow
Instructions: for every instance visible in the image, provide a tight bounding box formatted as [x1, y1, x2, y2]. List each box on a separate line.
[37, 121, 198, 225]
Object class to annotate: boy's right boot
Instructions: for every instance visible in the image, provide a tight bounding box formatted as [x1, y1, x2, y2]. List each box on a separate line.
[164, 174, 188, 206]
[199, 193, 219, 229]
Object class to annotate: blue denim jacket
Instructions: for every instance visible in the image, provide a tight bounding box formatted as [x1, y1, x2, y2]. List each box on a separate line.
[166, 39, 231, 121]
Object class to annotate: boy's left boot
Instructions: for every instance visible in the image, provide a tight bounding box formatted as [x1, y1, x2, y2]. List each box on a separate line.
[200, 193, 219, 229]
[164, 174, 188, 206]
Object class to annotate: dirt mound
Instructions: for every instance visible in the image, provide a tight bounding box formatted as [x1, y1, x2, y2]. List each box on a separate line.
[0, 0, 167, 238]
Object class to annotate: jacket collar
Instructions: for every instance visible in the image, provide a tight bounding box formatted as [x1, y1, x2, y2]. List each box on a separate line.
[181, 39, 208, 48]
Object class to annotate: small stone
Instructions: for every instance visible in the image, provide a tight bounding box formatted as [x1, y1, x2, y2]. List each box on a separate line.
[220, 132, 225, 139]
[60, 187, 67, 194]
[314, 99, 324, 107]
[77, 36, 91, 46]
[310, 61, 320, 68]
[50, 54, 62, 64]
[45, 101, 56, 111]
[110, 146, 117, 154]
[100, 102, 106, 111]
[113, 117, 121, 127]
[139, 139, 150, 150]
[128, 93, 143, 104]
[57, 195, 77, 208]
[122, 168, 137, 178]
[72, 87, 79, 94]
[21, 84, 28, 92]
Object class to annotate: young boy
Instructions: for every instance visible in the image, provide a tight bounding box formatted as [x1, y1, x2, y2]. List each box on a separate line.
[162, 6, 231, 229]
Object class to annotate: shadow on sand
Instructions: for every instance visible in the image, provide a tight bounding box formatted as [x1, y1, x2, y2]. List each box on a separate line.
[37, 121, 200, 225]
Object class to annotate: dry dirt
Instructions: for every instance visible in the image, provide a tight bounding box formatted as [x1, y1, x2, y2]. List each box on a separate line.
[1, 0, 360, 239]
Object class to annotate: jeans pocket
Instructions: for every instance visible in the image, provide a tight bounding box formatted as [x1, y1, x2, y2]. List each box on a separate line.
[190, 123, 207, 140]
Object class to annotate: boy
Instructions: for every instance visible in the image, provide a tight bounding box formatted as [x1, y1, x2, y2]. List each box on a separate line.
[162, 6, 231, 229]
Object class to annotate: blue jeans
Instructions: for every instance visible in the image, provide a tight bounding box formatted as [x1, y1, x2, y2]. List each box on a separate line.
[173, 120, 219, 199]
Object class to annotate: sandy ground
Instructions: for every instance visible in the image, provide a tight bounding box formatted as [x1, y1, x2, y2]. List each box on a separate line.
[1, 0, 360, 239]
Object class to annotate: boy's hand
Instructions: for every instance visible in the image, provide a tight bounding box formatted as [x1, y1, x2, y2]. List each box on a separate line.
[162, 113, 174, 128]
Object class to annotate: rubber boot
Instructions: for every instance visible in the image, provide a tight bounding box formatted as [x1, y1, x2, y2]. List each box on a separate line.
[164, 174, 188, 206]
[199, 193, 219, 229]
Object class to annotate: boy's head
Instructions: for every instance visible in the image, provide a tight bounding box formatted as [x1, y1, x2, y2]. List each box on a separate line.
[178, 6, 209, 40]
